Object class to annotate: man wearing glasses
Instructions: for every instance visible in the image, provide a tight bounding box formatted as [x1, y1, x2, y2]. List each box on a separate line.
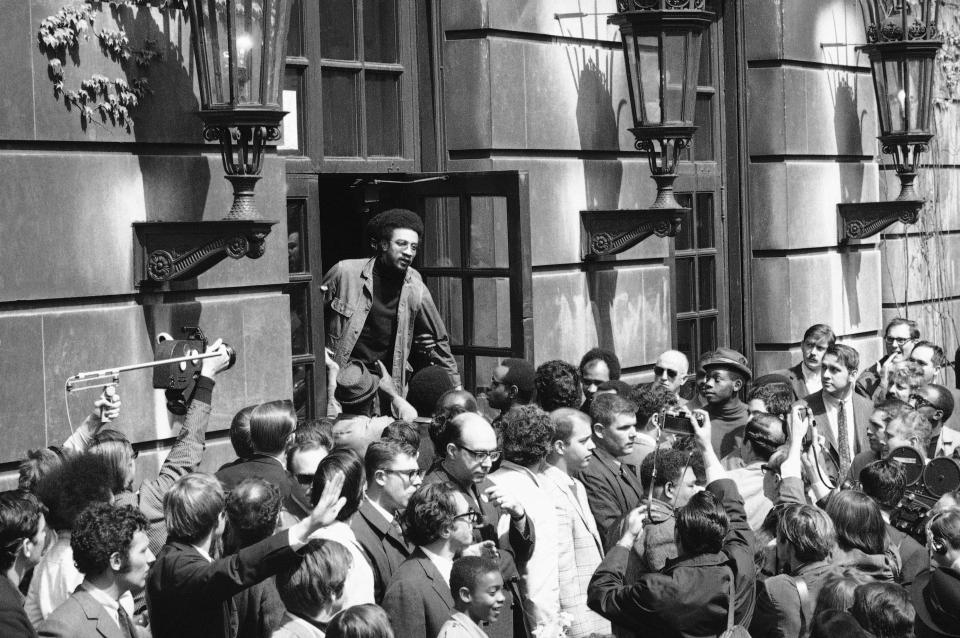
[424, 412, 535, 638]
[651, 350, 690, 404]
[351, 440, 422, 603]
[856, 318, 919, 400]
[911, 384, 960, 459]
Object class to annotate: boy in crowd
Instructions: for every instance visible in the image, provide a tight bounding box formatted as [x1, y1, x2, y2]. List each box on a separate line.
[437, 557, 506, 638]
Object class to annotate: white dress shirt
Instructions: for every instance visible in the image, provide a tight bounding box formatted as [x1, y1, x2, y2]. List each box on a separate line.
[421, 546, 454, 585]
[801, 363, 822, 394]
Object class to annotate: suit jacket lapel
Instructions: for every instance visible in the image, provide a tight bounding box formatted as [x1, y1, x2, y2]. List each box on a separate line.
[360, 500, 410, 553]
[592, 448, 636, 509]
[414, 551, 454, 607]
[75, 589, 125, 638]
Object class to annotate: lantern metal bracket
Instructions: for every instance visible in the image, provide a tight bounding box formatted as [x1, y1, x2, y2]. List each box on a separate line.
[837, 200, 923, 244]
[580, 207, 686, 260]
[133, 220, 278, 287]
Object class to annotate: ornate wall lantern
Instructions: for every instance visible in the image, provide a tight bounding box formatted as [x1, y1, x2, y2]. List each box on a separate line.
[581, 0, 716, 259]
[134, 0, 291, 285]
[838, 0, 942, 242]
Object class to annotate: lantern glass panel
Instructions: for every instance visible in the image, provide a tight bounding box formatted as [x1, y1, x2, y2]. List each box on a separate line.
[662, 29, 702, 125]
[624, 33, 662, 126]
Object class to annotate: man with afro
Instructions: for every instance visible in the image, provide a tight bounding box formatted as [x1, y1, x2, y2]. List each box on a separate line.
[321, 208, 460, 403]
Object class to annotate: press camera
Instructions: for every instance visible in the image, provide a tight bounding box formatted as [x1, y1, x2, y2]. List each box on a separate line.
[888, 445, 960, 544]
[654, 406, 705, 436]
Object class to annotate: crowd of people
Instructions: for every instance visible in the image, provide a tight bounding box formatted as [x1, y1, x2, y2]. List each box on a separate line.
[1, 208, 960, 638]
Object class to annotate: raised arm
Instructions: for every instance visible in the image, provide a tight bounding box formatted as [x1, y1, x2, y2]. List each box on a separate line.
[61, 386, 121, 452]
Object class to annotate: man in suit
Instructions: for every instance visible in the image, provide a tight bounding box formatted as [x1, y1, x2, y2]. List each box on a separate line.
[0, 491, 47, 638]
[39, 504, 152, 638]
[423, 412, 535, 638]
[577, 393, 643, 550]
[540, 408, 611, 638]
[773, 324, 836, 399]
[351, 439, 419, 602]
[273, 539, 352, 638]
[216, 400, 311, 519]
[146, 470, 347, 638]
[803, 344, 873, 482]
[587, 410, 758, 635]
[381, 482, 475, 638]
[915, 384, 960, 458]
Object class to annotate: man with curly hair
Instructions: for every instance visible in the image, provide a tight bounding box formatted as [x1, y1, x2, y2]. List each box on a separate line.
[381, 482, 475, 638]
[490, 404, 559, 629]
[321, 208, 460, 402]
[38, 503, 152, 638]
[0, 490, 47, 638]
[534, 360, 581, 412]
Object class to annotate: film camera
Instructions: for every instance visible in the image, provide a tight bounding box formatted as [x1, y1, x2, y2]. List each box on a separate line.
[654, 406, 705, 436]
[154, 327, 236, 415]
[888, 446, 960, 544]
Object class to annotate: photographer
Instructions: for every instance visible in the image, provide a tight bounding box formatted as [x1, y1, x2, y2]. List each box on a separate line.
[587, 408, 757, 635]
[912, 508, 960, 637]
[726, 413, 786, 530]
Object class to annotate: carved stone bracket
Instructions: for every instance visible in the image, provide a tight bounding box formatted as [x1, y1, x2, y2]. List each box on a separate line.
[580, 208, 686, 260]
[134, 220, 277, 286]
[837, 200, 923, 244]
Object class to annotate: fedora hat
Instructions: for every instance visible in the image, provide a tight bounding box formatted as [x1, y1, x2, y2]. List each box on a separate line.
[699, 347, 752, 381]
[335, 360, 379, 407]
[912, 567, 960, 638]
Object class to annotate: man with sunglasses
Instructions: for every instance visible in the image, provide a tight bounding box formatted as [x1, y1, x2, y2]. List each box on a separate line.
[424, 412, 535, 638]
[652, 350, 690, 404]
[351, 440, 420, 603]
[912, 384, 960, 459]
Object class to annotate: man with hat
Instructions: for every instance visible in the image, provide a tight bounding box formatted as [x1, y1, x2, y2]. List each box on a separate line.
[321, 208, 461, 402]
[913, 508, 960, 637]
[699, 347, 752, 459]
[331, 359, 416, 455]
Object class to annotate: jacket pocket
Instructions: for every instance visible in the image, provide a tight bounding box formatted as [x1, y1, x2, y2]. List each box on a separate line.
[327, 297, 355, 342]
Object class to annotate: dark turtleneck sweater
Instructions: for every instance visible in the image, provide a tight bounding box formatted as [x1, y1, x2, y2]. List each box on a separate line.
[351, 260, 404, 371]
[706, 398, 750, 459]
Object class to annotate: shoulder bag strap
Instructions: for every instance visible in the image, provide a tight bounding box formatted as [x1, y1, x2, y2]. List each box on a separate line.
[726, 567, 736, 631]
[792, 576, 810, 637]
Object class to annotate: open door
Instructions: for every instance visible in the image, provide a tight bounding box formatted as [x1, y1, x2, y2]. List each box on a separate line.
[312, 170, 532, 406]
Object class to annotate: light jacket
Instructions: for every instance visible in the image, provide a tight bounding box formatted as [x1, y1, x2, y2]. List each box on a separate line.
[322, 257, 460, 394]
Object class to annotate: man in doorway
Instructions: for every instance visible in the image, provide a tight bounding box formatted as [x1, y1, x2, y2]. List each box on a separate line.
[856, 318, 919, 400]
[322, 209, 461, 399]
[773, 323, 836, 399]
[486, 358, 536, 420]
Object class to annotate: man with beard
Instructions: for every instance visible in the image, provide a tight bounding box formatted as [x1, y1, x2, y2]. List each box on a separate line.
[322, 209, 460, 399]
[351, 439, 421, 602]
[773, 324, 836, 399]
[486, 359, 536, 420]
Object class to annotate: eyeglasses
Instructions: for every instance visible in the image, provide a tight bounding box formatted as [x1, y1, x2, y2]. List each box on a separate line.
[885, 336, 913, 346]
[379, 468, 424, 481]
[456, 444, 501, 462]
[910, 394, 938, 411]
[653, 365, 679, 379]
[453, 510, 483, 525]
[295, 473, 314, 487]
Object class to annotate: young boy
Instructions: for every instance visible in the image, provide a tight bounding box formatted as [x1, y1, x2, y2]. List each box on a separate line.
[437, 556, 505, 638]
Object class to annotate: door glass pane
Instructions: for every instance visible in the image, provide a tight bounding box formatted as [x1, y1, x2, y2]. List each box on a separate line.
[423, 197, 461, 267]
[677, 319, 696, 367]
[470, 196, 509, 268]
[698, 256, 716, 311]
[425, 277, 464, 345]
[292, 363, 314, 420]
[322, 70, 359, 156]
[363, 0, 398, 63]
[365, 72, 401, 156]
[473, 278, 511, 348]
[698, 26, 712, 86]
[287, 199, 306, 273]
[692, 94, 714, 161]
[320, 0, 356, 60]
[700, 316, 718, 354]
[289, 285, 310, 355]
[674, 193, 694, 250]
[676, 257, 695, 313]
[695, 193, 715, 249]
[286, 0, 303, 57]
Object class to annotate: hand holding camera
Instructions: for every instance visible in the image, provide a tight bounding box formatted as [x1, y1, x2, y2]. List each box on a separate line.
[200, 339, 234, 378]
[94, 385, 121, 424]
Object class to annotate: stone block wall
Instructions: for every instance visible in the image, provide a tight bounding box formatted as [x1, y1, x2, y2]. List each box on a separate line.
[0, 3, 291, 487]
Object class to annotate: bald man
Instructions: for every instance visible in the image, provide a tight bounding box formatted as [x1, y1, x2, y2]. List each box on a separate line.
[653, 350, 690, 402]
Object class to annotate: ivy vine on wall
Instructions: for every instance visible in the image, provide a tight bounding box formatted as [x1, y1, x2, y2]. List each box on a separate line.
[37, 0, 185, 132]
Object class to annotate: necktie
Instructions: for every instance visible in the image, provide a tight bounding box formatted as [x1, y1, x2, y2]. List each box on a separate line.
[837, 402, 851, 480]
[117, 604, 137, 638]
